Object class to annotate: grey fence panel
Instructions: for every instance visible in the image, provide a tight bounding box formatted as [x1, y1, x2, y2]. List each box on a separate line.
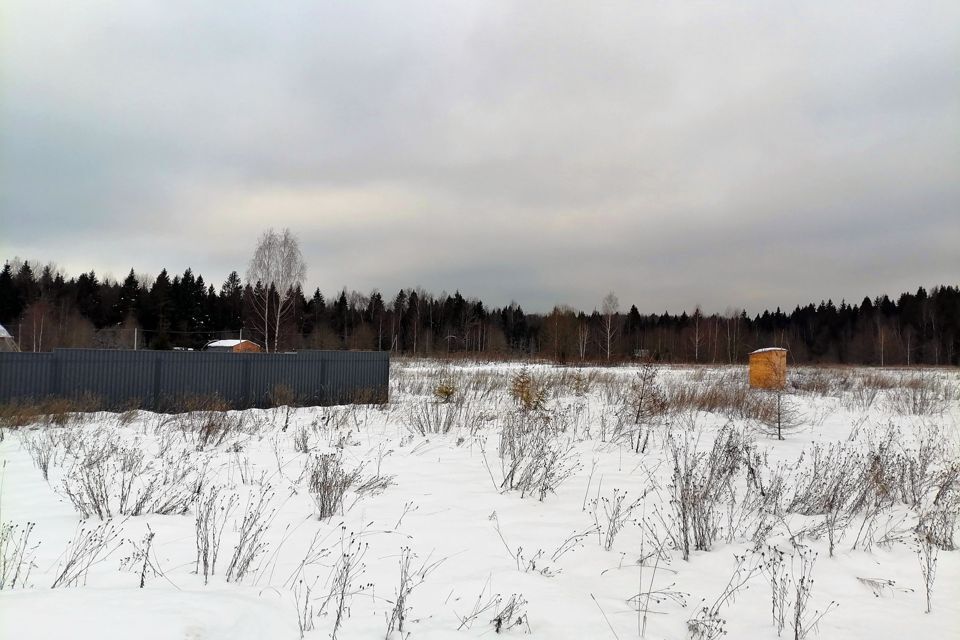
[0, 352, 52, 401]
[57, 349, 156, 406]
[246, 352, 322, 406]
[155, 351, 248, 407]
[316, 350, 389, 404]
[0, 349, 389, 410]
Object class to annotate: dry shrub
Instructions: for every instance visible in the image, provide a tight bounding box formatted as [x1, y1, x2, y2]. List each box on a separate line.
[307, 453, 356, 519]
[666, 426, 754, 559]
[61, 436, 204, 519]
[115, 407, 141, 427]
[0, 402, 33, 429]
[345, 386, 389, 405]
[789, 369, 847, 396]
[660, 374, 779, 425]
[433, 380, 458, 403]
[497, 410, 579, 500]
[610, 363, 667, 452]
[857, 371, 898, 390]
[305, 453, 394, 520]
[0, 521, 37, 589]
[510, 368, 547, 412]
[569, 370, 592, 396]
[847, 385, 879, 411]
[404, 401, 484, 436]
[0, 395, 102, 429]
[51, 520, 122, 588]
[269, 384, 297, 408]
[888, 372, 952, 415]
[173, 410, 247, 450]
[920, 487, 959, 551]
[21, 430, 57, 480]
[173, 394, 231, 413]
[195, 485, 238, 584]
[292, 424, 311, 453]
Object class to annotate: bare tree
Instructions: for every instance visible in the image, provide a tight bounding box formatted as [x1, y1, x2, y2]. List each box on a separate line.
[246, 228, 307, 352]
[577, 317, 589, 360]
[601, 292, 619, 362]
[691, 306, 705, 362]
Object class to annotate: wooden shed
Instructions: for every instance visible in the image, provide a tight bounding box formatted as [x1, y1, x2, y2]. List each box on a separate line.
[205, 339, 262, 353]
[749, 348, 787, 389]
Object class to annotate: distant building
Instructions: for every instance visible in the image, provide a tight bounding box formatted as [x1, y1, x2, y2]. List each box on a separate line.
[0, 323, 18, 352]
[748, 347, 787, 389]
[205, 339, 262, 353]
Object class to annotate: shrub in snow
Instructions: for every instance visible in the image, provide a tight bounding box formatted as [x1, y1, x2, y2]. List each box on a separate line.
[491, 593, 529, 634]
[888, 372, 953, 416]
[384, 546, 445, 637]
[61, 438, 204, 520]
[20, 430, 56, 481]
[687, 553, 760, 640]
[510, 368, 547, 412]
[433, 379, 458, 403]
[665, 426, 754, 560]
[497, 409, 579, 501]
[307, 453, 357, 519]
[194, 485, 238, 585]
[304, 453, 394, 520]
[615, 362, 667, 453]
[51, 520, 122, 588]
[225, 488, 276, 583]
[318, 529, 369, 640]
[0, 521, 37, 589]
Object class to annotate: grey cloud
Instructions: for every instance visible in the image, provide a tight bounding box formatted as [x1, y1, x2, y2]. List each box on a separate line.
[1, 1, 957, 313]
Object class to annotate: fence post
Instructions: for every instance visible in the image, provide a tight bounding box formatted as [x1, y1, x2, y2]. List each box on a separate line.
[318, 354, 325, 405]
[152, 356, 162, 410]
[242, 357, 252, 408]
[48, 351, 61, 398]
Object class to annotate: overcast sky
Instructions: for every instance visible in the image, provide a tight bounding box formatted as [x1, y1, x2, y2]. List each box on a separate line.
[1, 1, 957, 314]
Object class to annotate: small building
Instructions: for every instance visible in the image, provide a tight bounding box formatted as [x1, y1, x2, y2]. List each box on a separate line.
[205, 339, 262, 353]
[0, 323, 18, 352]
[749, 347, 787, 390]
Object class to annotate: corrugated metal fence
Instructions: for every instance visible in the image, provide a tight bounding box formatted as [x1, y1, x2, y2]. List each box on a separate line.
[0, 349, 389, 409]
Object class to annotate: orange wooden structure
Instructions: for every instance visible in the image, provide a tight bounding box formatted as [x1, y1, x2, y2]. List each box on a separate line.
[748, 348, 787, 389]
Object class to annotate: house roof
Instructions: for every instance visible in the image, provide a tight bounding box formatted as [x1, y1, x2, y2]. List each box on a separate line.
[750, 347, 787, 354]
[0, 323, 12, 340]
[206, 339, 257, 348]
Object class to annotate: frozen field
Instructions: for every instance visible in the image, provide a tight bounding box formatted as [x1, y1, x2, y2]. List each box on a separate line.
[1, 361, 958, 639]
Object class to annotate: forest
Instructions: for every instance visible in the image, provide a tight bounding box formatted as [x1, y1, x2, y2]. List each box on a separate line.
[0, 258, 957, 365]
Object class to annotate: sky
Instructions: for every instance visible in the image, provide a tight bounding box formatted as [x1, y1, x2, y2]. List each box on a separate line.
[1, 1, 958, 314]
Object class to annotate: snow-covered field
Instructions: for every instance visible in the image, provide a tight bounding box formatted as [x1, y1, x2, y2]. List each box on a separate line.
[1, 361, 958, 639]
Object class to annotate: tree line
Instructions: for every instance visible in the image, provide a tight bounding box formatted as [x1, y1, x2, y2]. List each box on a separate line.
[0, 257, 957, 365]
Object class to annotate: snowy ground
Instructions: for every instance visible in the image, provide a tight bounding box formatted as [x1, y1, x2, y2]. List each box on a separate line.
[1, 361, 958, 639]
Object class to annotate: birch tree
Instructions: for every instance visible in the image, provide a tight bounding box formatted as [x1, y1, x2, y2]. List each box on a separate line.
[601, 291, 619, 362]
[246, 228, 307, 352]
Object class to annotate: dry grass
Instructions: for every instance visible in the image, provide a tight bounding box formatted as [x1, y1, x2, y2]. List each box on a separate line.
[0, 395, 103, 429]
[660, 374, 779, 424]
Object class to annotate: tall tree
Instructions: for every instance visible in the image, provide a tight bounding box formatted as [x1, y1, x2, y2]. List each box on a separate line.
[246, 228, 307, 352]
[601, 291, 620, 362]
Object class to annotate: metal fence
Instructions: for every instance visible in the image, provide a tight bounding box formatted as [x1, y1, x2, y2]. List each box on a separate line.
[0, 349, 389, 410]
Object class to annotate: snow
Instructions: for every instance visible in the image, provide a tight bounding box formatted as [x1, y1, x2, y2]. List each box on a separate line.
[749, 347, 787, 353]
[1, 362, 958, 639]
[0, 323, 12, 339]
[206, 339, 249, 348]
